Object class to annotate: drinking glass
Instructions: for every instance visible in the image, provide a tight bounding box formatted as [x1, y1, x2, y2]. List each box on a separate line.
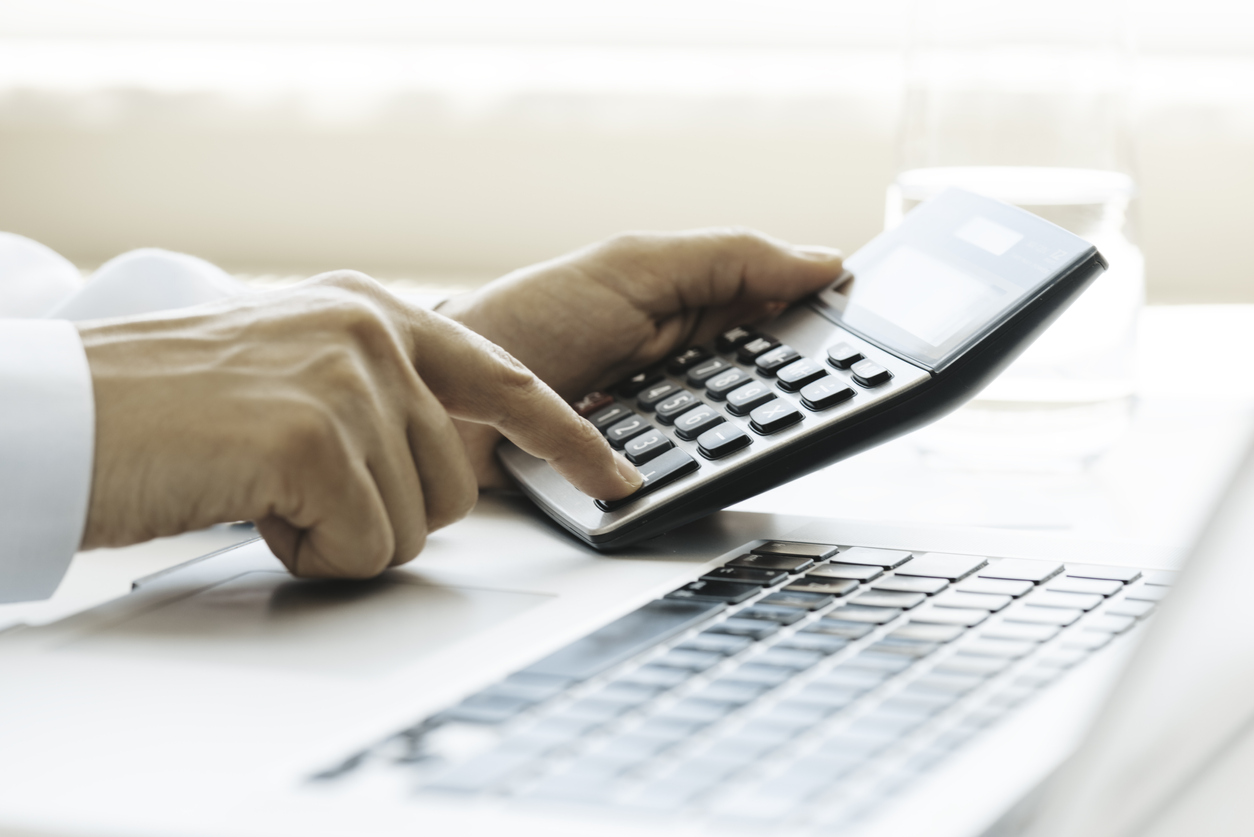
[890, 0, 1143, 468]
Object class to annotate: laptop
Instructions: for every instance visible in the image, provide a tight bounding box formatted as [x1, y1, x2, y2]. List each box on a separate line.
[1, 433, 1252, 837]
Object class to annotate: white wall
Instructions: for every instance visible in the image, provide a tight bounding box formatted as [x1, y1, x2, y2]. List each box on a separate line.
[0, 40, 1250, 301]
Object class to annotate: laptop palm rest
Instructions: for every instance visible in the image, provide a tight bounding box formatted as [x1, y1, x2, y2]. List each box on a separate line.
[65, 569, 552, 678]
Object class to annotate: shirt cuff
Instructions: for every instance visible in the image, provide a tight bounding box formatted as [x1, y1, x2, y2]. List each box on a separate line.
[0, 319, 94, 603]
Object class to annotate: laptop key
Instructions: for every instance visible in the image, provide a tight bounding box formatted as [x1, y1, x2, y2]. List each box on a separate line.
[654, 649, 725, 671]
[957, 577, 1034, 597]
[1063, 631, 1113, 651]
[760, 589, 836, 610]
[852, 590, 927, 609]
[667, 579, 759, 604]
[722, 663, 796, 687]
[896, 552, 988, 580]
[1107, 599, 1155, 618]
[935, 654, 1013, 676]
[935, 590, 1013, 611]
[702, 566, 788, 586]
[835, 547, 913, 568]
[981, 622, 1060, 642]
[810, 562, 883, 581]
[1126, 585, 1169, 602]
[781, 632, 850, 654]
[786, 577, 858, 596]
[729, 553, 816, 573]
[1028, 590, 1104, 611]
[739, 604, 808, 625]
[1143, 570, 1179, 586]
[890, 622, 965, 643]
[866, 640, 939, 659]
[620, 665, 693, 689]
[522, 598, 725, 681]
[978, 558, 1063, 584]
[756, 648, 824, 670]
[1008, 606, 1084, 626]
[962, 638, 1036, 658]
[696, 679, 770, 704]
[1065, 563, 1142, 583]
[809, 618, 876, 639]
[1084, 614, 1137, 634]
[828, 604, 903, 624]
[911, 606, 989, 627]
[1046, 577, 1123, 596]
[710, 618, 781, 639]
[681, 632, 754, 655]
[754, 541, 841, 560]
[873, 576, 948, 595]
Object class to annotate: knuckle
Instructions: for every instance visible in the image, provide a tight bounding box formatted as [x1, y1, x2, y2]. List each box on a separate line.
[275, 403, 344, 469]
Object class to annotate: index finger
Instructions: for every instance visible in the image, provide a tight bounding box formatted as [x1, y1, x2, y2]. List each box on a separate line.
[400, 307, 643, 501]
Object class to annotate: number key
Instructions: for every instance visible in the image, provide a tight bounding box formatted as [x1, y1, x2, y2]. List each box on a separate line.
[673, 405, 725, 440]
[703, 368, 754, 400]
[605, 416, 653, 448]
[726, 381, 775, 415]
[622, 429, 673, 464]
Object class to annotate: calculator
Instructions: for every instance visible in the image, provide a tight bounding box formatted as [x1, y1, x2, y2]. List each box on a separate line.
[498, 189, 1107, 549]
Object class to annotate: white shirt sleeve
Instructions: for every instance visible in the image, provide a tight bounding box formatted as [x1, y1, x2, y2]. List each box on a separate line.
[0, 319, 94, 604]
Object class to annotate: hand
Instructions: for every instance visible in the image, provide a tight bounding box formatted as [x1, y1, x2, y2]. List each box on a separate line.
[77, 271, 642, 578]
[438, 229, 844, 486]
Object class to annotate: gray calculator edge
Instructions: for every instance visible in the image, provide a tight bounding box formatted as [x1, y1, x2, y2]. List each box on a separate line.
[498, 189, 1108, 550]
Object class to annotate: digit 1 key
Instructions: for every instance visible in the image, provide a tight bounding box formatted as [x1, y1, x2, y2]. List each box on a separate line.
[595, 448, 699, 512]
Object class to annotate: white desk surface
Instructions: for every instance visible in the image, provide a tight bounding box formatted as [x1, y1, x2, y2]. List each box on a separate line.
[4, 304, 1252, 632]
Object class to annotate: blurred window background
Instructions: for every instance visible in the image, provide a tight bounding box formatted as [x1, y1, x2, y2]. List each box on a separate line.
[0, 0, 1251, 300]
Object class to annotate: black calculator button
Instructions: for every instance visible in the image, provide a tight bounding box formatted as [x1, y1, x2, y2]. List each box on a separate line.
[750, 400, 803, 434]
[703, 368, 754, 400]
[595, 448, 699, 511]
[686, 357, 732, 385]
[622, 428, 673, 465]
[588, 403, 634, 431]
[572, 391, 614, 417]
[673, 405, 724, 440]
[753, 345, 800, 376]
[826, 342, 863, 370]
[617, 369, 664, 397]
[717, 325, 757, 353]
[654, 391, 701, 424]
[736, 336, 780, 363]
[667, 347, 713, 375]
[799, 378, 854, 410]
[850, 359, 893, 387]
[637, 381, 681, 410]
[775, 358, 828, 392]
[697, 424, 750, 458]
[605, 416, 653, 448]
[725, 381, 776, 415]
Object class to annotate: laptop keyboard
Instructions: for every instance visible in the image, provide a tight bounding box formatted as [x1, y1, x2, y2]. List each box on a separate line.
[316, 540, 1171, 829]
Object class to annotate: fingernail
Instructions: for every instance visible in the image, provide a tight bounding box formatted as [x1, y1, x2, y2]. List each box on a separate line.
[795, 244, 843, 262]
[615, 452, 645, 490]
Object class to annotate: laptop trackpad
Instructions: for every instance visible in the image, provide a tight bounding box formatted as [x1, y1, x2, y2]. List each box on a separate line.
[71, 571, 552, 677]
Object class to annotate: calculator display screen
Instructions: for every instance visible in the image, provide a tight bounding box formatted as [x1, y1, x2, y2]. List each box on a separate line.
[843, 245, 1021, 352]
[816, 192, 1091, 368]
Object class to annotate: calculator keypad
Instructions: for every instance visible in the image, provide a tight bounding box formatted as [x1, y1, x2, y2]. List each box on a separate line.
[576, 321, 922, 512]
